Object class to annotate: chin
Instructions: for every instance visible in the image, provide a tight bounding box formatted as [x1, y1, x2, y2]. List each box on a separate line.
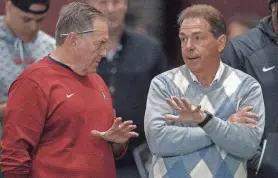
[87, 69, 97, 74]
[21, 34, 37, 42]
[186, 65, 203, 74]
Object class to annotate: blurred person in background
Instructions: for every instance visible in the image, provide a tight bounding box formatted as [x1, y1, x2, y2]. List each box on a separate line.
[0, 2, 138, 178]
[0, 0, 55, 122]
[227, 14, 260, 39]
[0, 1, 54, 176]
[85, 0, 167, 177]
[125, 11, 147, 34]
[222, 0, 278, 177]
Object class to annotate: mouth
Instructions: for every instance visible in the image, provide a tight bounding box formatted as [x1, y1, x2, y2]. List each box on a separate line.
[187, 57, 199, 61]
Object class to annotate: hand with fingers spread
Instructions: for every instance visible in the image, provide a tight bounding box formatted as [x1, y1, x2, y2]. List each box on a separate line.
[228, 106, 259, 128]
[165, 96, 206, 124]
[91, 117, 139, 143]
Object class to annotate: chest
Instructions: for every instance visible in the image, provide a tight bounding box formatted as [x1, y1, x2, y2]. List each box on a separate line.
[46, 77, 114, 132]
[245, 45, 278, 87]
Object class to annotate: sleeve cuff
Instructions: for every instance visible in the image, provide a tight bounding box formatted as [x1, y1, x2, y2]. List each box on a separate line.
[202, 117, 218, 133]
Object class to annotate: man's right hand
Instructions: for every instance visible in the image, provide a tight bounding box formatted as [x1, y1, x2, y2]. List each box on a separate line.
[228, 106, 259, 128]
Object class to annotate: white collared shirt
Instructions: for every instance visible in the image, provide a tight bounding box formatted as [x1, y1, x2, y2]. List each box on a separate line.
[189, 62, 224, 86]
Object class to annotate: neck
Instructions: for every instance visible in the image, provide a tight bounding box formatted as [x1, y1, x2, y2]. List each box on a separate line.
[108, 26, 123, 50]
[50, 47, 86, 76]
[193, 61, 220, 88]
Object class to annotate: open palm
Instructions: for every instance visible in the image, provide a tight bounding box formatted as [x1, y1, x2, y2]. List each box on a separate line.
[91, 117, 139, 143]
[165, 97, 205, 124]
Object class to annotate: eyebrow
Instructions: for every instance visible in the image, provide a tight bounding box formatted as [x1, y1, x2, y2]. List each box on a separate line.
[179, 31, 202, 37]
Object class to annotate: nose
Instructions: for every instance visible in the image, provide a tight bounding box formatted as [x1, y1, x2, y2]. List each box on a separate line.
[183, 38, 194, 52]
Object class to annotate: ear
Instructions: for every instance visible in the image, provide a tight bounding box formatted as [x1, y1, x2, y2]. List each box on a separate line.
[66, 32, 78, 47]
[217, 34, 227, 53]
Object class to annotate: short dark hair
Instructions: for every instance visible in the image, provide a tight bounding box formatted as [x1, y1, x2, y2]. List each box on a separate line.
[178, 4, 226, 37]
[55, 2, 105, 46]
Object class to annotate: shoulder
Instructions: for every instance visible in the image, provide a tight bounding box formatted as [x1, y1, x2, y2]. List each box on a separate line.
[10, 58, 52, 89]
[16, 58, 54, 82]
[151, 65, 188, 88]
[227, 27, 267, 58]
[35, 31, 56, 48]
[224, 64, 261, 89]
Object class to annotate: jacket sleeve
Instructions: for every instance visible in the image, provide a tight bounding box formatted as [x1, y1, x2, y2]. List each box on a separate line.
[0, 77, 47, 178]
[144, 77, 213, 157]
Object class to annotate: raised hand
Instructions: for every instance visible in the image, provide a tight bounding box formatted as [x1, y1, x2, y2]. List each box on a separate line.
[91, 117, 139, 143]
[165, 97, 206, 124]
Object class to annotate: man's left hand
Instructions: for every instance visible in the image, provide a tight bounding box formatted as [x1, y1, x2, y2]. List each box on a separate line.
[165, 97, 206, 124]
[91, 117, 139, 143]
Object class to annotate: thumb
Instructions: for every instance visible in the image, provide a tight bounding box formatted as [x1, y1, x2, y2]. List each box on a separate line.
[91, 130, 102, 138]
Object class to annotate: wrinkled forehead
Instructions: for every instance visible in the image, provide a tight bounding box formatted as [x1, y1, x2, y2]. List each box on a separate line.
[179, 17, 211, 36]
[91, 18, 109, 35]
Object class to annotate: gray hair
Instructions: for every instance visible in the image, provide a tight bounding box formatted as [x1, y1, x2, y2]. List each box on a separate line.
[177, 4, 226, 37]
[55, 2, 105, 46]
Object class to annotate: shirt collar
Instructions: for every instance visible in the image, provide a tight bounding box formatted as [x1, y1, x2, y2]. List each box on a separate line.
[189, 61, 224, 84]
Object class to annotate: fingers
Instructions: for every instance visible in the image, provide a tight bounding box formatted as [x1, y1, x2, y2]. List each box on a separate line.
[128, 132, 139, 137]
[241, 112, 259, 119]
[242, 123, 256, 128]
[119, 120, 133, 130]
[125, 125, 137, 132]
[112, 117, 123, 129]
[240, 117, 257, 125]
[166, 98, 181, 111]
[172, 97, 186, 109]
[192, 105, 201, 113]
[166, 97, 194, 113]
[230, 116, 258, 125]
[165, 114, 179, 120]
[181, 98, 193, 110]
[238, 106, 253, 112]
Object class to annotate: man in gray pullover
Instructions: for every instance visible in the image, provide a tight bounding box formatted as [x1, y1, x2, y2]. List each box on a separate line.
[144, 4, 265, 178]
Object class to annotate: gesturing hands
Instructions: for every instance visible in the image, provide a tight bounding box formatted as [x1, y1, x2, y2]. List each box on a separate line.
[91, 117, 139, 143]
[165, 97, 206, 124]
[165, 96, 258, 128]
